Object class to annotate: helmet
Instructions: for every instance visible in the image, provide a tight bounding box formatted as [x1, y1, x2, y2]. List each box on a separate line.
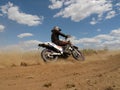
[52, 26, 61, 31]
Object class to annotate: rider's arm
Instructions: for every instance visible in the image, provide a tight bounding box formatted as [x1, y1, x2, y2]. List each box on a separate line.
[58, 31, 68, 38]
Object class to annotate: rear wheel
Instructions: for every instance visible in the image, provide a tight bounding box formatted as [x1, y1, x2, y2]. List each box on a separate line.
[41, 49, 58, 62]
[72, 49, 85, 61]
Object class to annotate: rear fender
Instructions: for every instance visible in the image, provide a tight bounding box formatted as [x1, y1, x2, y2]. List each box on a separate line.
[38, 43, 60, 53]
[38, 43, 49, 48]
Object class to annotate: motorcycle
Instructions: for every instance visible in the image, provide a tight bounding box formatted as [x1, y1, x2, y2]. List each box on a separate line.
[38, 37, 85, 62]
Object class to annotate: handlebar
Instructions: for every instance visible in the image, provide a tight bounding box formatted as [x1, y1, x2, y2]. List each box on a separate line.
[65, 35, 71, 40]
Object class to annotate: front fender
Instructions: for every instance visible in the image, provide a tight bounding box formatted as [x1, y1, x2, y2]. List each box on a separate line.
[73, 46, 78, 49]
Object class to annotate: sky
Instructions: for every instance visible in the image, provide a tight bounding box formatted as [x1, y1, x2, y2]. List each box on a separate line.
[0, 0, 120, 51]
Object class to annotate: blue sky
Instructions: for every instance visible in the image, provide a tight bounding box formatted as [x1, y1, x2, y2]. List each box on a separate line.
[0, 0, 120, 51]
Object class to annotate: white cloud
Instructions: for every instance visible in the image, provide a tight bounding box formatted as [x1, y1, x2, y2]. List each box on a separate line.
[79, 38, 100, 44]
[49, 0, 63, 9]
[69, 36, 80, 44]
[17, 33, 33, 38]
[0, 13, 3, 16]
[102, 40, 120, 49]
[0, 24, 5, 32]
[49, 0, 114, 22]
[69, 36, 101, 45]
[1, 2, 44, 26]
[49, 0, 119, 24]
[21, 40, 41, 46]
[68, 28, 120, 50]
[0, 40, 42, 51]
[1, 28, 120, 50]
[19, 40, 42, 51]
[97, 29, 101, 32]
[110, 28, 120, 36]
[90, 17, 98, 25]
[116, 2, 120, 6]
[95, 34, 114, 41]
[105, 11, 116, 19]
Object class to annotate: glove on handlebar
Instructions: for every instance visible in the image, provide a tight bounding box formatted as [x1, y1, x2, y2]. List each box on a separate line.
[66, 35, 71, 38]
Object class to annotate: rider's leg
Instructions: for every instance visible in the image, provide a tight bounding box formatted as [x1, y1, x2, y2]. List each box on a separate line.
[56, 41, 71, 53]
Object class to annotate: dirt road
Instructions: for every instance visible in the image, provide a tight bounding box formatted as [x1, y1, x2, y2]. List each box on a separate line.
[0, 52, 120, 90]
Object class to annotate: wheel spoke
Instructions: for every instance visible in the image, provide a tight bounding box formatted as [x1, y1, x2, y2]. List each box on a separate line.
[72, 49, 85, 61]
[41, 49, 58, 62]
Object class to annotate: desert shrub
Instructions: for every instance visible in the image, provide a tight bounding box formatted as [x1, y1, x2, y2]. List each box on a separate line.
[20, 62, 28, 66]
[81, 49, 108, 56]
[43, 82, 52, 88]
[81, 49, 97, 56]
[66, 83, 76, 89]
[104, 86, 114, 90]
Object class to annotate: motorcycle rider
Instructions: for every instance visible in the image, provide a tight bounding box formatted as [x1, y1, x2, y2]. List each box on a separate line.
[51, 26, 71, 53]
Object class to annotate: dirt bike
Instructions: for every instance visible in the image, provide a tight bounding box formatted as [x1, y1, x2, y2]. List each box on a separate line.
[38, 37, 85, 62]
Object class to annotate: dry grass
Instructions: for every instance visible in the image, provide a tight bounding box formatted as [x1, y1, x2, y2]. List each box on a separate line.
[0, 50, 120, 68]
[0, 50, 43, 68]
[81, 49, 108, 56]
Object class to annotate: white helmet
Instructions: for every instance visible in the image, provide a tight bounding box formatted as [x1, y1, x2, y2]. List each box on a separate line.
[53, 26, 61, 31]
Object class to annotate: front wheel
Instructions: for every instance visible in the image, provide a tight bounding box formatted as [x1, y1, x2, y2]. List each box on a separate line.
[41, 49, 58, 62]
[72, 49, 85, 61]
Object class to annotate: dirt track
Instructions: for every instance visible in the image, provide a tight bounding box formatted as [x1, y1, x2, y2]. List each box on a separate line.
[0, 52, 120, 90]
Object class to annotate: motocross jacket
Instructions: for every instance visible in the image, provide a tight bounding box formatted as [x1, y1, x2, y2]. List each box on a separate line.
[51, 29, 68, 45]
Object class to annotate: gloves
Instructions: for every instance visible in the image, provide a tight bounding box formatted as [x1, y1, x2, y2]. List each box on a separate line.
[66, 35, 71, 38]
[65, 35, 71, 40]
